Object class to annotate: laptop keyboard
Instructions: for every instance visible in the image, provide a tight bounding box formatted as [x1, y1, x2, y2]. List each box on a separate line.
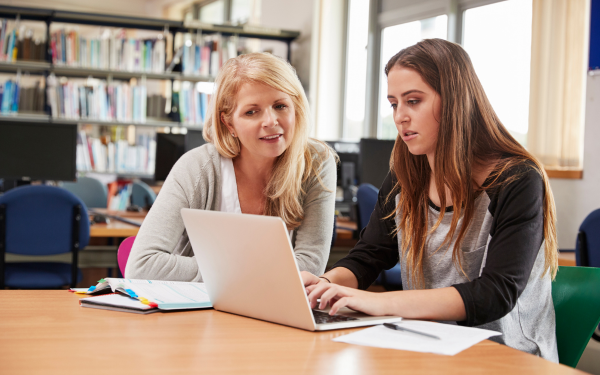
[312, 310, 359, 324]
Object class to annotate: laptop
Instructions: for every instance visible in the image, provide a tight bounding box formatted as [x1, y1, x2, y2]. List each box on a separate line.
[180, 208, 403, 331]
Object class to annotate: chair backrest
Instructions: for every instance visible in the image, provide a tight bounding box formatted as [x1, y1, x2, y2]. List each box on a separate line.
[0, 185, 90, 256]
[131, 181, 157, 208]
[61, 176, 108, 208]
[118, 236, 136, 276]
[356, 183, 379, 231]
[576, 208, 600, 267]
[552, 266, 600, 367]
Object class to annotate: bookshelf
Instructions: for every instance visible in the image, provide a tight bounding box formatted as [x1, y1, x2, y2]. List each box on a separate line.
[0, 4, 300, 179]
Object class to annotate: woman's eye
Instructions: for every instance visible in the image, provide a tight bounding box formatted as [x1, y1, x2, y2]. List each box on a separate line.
[407, 99, 420, 106]
[390, 103, 397, 109]
[275, 104, 287, 110]
[245, 110, 256, 116]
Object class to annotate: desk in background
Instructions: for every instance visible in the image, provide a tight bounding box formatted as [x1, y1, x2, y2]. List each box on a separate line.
[0, 291, 584, 375]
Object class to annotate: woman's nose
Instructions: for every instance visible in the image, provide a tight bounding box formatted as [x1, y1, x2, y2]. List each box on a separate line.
[262, 108, 278, 127]
[394, 105, 408, 125]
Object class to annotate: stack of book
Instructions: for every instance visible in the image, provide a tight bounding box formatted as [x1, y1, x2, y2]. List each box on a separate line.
[46, 75, 148, 123]
[173, 81, 210, 125]
[181, 34, 239, 77]
[0, 78, 20, 113]
[50, 28, 166, 73]
[76, 129, 156, 175]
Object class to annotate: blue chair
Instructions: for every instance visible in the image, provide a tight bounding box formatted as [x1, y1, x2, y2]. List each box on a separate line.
[356, 183, 379, 231]
[356, 183, 402, 291]
[0, 185, 90, 288]
[575, 208, 600, 267]
[61, 176, 108, 208]
[575, 208, 600, 342]
[131, 180, 157, 209]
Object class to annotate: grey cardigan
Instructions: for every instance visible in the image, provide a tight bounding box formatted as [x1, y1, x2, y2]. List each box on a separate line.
[125, 142, 337, 282]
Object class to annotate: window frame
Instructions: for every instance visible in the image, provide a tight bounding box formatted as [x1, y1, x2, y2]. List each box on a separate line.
[359, 0, 513, 140]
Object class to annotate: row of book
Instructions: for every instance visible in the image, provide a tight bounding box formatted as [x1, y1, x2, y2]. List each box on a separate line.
[181, 34, 239, 77]
[0, 79, 20, 113]
[146, 94, 168, 119]
[1, 21, 48, 62]
[51, 29, 166, 73]
[107, 181, 133, 211]
[76, 130, 156, 175]
[47, 75, 148, 122]
[17, 82, 45, 113]
[0, 20, 18, 62]
[172, 83, 210, 125]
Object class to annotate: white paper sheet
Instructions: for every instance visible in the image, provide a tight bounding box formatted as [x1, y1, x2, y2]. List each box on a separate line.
[333, 320, 501, 356]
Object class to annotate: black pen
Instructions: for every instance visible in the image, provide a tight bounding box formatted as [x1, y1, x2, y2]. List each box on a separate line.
[383, 322, 441, 340]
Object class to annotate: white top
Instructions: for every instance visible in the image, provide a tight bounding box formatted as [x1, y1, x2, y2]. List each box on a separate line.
[219, 156, 242, 214]
[219, 155, 292, 238]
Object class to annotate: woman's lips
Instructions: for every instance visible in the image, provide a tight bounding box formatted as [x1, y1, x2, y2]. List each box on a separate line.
[402, 132, 418, 142]
[260, 134, 283, 143]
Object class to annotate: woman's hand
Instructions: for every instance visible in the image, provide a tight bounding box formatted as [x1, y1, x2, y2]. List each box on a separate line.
[306, 282, 390, 316]
[300, 271, 324, 287]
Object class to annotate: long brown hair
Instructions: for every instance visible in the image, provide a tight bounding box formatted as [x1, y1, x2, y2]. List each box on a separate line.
[384, 39, 558, 288]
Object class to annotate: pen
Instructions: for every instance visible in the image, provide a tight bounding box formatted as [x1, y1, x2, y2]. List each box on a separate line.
[383, 322, 441, 340]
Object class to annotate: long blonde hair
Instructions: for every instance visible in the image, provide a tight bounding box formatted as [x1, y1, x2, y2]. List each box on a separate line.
[203, 52, 333, 228]
[384, 39, 558, 288]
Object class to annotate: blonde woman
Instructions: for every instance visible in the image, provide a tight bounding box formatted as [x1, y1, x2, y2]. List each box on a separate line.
[126, 53, 336, 281]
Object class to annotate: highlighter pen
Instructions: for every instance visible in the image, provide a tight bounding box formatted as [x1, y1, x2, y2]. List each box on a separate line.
[383, 323, 441, 340]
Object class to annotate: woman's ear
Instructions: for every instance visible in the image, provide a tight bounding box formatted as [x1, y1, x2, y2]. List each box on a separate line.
[221, 112, 235, 134]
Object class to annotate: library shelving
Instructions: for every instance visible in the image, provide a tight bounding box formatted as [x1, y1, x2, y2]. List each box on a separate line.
[0, 5, 300, 127]
[0, 4, 299, 179]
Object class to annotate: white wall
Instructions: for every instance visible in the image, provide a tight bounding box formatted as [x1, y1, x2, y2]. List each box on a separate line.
[550, 73, 600, 250]
[260, 0, 314, 91]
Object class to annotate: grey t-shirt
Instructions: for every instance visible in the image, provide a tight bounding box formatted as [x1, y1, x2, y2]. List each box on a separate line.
[334, 163, 559, 362]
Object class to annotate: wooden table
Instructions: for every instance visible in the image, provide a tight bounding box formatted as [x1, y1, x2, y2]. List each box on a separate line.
[0, 291, 586, 375]
[558, 252, 576, 267]
[89, 209, 145, 238]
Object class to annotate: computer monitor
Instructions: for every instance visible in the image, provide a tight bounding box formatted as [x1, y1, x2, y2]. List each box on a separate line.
[184, 129, 206, 151]
[326, 141, 360, 188]
[0, 121, 77, 182]
[154, 130, 206, 181]
[359, 138, 396, 189]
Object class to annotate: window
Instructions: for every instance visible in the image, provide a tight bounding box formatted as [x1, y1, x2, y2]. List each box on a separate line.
[463, 0, 533, 146]
[378, 15, 447, 139]
[342, 0, 370, 140]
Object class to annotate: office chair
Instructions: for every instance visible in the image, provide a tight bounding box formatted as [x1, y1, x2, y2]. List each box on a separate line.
[131, 181, 157, 210]
[575, 208, 600, 267]
[117, 236, 136, 277]
[61, 176, 108, 208]
[552, 266, 600, 367]
[356, 183, 402, 291]
[0, 185, 90, 288]
[574, 208, 600, 342]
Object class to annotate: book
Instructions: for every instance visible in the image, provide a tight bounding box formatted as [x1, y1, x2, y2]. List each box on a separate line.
[78, 278, 212, 314]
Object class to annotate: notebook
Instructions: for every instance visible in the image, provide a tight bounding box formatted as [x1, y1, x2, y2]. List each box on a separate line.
[77, 278, 212, 313]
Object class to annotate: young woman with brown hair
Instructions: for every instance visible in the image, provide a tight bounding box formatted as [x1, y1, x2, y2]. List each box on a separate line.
[302, 39, 559, 361]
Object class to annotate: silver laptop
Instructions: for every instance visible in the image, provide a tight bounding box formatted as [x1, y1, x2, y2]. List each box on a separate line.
[180, 208, 402, 331]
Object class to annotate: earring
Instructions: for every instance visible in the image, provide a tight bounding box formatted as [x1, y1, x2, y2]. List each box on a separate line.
[231, 133, 236, 137]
